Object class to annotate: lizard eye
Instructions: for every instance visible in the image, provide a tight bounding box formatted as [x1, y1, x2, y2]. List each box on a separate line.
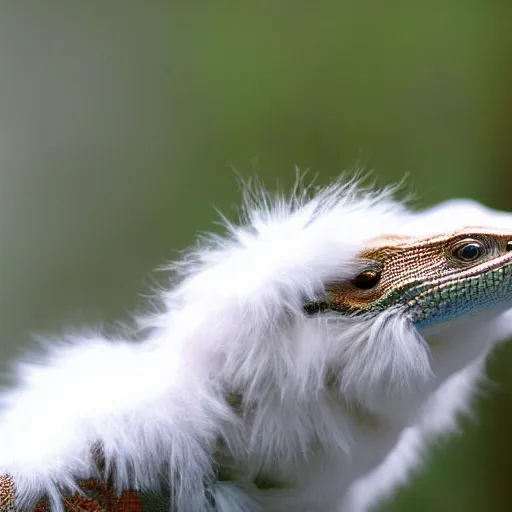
[351, 270, 381, 290]
[452, 240, 484, 262]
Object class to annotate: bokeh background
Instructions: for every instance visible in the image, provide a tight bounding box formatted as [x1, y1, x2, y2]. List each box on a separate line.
[0, 2, 511, 510]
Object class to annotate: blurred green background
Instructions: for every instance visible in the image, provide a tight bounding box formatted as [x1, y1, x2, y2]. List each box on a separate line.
[0, 2, 511, 510]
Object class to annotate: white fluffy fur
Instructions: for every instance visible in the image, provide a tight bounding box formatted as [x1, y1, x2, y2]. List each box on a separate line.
[1, 177, 511, 511]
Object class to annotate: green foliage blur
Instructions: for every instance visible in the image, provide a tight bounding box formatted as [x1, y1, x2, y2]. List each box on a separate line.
[0, 2, 511, 510]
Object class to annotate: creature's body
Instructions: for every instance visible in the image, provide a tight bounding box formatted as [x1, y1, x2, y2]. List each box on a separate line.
[1, 177, 512, 511]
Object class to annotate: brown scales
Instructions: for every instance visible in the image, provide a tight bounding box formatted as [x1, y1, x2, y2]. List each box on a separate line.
[324, 228, 512, 314]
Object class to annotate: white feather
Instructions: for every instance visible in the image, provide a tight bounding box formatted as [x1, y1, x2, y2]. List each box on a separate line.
[0, 178, 510, 511]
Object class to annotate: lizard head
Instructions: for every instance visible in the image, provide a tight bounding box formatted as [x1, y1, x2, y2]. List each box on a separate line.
[305, 228, 512, 329]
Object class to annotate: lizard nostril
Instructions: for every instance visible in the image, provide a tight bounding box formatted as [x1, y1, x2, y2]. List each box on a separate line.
[507, 241, 512, 252]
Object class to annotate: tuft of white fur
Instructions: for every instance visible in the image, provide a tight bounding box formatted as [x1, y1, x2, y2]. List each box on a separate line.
[0, 176, 511, 511]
